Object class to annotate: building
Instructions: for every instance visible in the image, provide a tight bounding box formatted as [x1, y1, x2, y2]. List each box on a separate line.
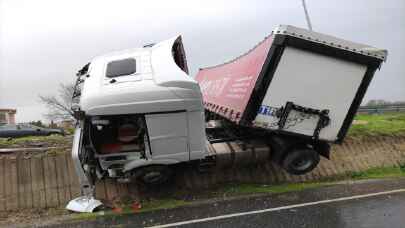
[0, 109, 17, 124]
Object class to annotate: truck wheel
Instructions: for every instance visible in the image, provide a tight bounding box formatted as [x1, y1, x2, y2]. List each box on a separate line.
[134, 165, 172, 185]
[282, 148, 320, 175]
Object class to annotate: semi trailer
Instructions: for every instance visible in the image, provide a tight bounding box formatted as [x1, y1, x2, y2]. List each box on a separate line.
[66, 25, 387, 212]
[196, 24, 387, 174]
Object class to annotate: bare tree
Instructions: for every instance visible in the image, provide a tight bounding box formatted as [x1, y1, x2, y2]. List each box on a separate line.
[39, 83, 75, 121]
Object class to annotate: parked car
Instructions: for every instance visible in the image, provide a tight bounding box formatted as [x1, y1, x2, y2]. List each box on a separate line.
[0, 124, 65, 138]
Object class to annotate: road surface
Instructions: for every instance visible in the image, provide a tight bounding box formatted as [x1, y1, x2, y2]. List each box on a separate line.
[155, 189, 405, 228]
[45, 178, 405, 228]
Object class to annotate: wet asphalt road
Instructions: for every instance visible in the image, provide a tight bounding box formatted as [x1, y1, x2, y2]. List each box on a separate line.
[43, 178, 405, 228]
[178, 191, 405, 228]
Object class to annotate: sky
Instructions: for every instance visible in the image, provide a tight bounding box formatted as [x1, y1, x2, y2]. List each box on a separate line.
[0, 0, 404, 122]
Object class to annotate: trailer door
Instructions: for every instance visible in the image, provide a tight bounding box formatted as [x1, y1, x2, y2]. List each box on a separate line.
[255, 46, 367, 141]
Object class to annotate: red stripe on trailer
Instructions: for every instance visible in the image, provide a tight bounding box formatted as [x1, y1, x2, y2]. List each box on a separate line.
[195, 36, 273, 123]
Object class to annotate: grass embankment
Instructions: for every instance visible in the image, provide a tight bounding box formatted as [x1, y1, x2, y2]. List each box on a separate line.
[0, 135, 69, 148]
[347, 165, 405, 179]
[349, 113, 405, 136]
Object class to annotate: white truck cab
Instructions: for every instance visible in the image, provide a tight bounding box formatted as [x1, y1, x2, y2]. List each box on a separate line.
[70, 36, 207, 203]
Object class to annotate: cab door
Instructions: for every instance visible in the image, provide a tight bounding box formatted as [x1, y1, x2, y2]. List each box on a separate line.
[145, 112, 189, 162]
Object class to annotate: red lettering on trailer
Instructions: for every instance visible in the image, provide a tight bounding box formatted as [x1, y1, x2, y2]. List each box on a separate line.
[195, 36, 273, 122]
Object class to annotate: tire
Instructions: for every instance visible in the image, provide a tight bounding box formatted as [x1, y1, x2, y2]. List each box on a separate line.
[282, 147, 320, 175]
[134, 165, 173, 185]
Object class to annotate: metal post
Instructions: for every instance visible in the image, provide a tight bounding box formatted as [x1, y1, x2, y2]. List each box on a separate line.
[301, 0, 313, 31]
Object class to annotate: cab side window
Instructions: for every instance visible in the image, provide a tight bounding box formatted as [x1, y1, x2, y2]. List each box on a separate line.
[106, 58, 136, 78]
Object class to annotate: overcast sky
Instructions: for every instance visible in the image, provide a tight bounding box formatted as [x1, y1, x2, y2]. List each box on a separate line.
[0, 0, 404, 122]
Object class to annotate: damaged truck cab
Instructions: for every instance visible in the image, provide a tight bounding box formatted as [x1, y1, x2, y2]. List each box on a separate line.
[71, 36, 207, 194]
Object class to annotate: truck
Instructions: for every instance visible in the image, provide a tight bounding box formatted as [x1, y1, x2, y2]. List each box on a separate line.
[66, 25, 387, 212]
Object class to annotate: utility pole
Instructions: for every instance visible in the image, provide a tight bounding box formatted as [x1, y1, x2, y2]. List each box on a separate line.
[301, 0, 313, 31]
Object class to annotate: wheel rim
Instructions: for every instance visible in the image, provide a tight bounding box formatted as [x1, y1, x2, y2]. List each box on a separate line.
[292, 158, 313, 171]
[143, 171, 163, 183]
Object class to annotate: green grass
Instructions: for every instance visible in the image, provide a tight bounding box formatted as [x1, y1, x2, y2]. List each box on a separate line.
[0, 135, 67, 148]
[141, 198, 189, 212]
[217, 182, 327, 196]
[349, 113, 405, 136]
[209, 166, 405, 198]
[347, 165, 405, 179]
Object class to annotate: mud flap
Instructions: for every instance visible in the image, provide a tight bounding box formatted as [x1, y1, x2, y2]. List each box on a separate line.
[314, 141, 331, 159]
[66, 127, 103, 213]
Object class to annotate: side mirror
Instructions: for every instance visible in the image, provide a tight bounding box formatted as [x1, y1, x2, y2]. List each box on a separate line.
[36, 128, 41, 131]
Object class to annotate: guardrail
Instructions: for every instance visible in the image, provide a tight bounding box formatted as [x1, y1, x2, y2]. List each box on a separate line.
[358, 105, 405, 114]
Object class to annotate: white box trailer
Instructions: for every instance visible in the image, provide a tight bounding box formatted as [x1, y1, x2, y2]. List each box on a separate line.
[67, 25, 387, 212]
[196, 25, 387, 143]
